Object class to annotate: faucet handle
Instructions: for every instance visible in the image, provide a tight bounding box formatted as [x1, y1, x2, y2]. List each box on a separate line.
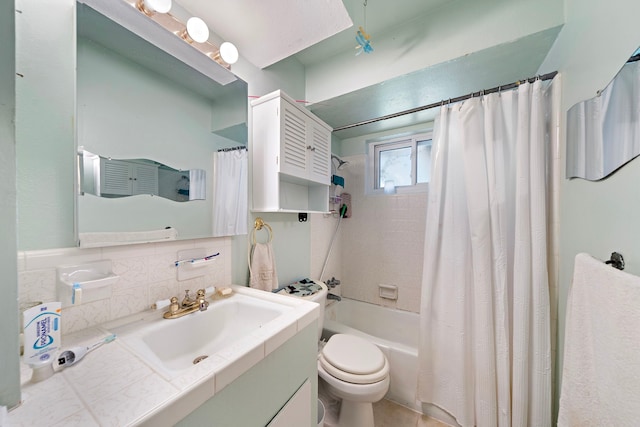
[182, 289, 193, 306]
[169, 297, 180, 314]
[196, 289, 208, 311]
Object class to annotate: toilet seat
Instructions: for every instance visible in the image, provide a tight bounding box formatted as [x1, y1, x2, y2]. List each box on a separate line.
[319, 334, 389, 384]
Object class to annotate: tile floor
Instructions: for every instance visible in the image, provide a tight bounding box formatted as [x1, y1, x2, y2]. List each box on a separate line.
[373, 399, 452, 427]
[320, 395, 451, 427]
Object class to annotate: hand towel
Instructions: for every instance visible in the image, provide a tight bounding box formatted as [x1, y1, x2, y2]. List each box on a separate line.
[558, 253, 640, 426]
[249, 242, 278, 291]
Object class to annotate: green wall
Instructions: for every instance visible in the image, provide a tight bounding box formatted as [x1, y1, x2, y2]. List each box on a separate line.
[0, 0, 20, 409]
[16, 0, 76, 250]
[231, 57, 311, 286]
[537, 0, 640, 419]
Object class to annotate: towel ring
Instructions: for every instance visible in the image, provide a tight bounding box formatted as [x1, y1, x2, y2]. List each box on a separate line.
[252, 217, 273, 244]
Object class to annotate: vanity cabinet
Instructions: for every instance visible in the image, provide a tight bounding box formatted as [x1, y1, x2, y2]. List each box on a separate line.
[100, 158, 159, 197]
[251, 90, 331, 213]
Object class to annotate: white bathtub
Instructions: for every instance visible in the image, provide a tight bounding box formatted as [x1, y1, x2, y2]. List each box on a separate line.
[322, 298, 420, 412]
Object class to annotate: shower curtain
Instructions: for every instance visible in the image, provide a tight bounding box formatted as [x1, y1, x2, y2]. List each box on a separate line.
[418, 79, 555, 427]
[212, 148, 248, 236]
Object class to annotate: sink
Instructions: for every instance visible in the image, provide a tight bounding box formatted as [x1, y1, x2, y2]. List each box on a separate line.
[110, 291, 294, 380]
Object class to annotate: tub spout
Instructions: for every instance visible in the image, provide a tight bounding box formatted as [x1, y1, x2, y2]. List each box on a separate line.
[327, 293, 341, 302]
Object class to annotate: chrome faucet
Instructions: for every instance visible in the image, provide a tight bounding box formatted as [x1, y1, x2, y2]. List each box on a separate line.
[164, 288, 209, 319]
[327, 293, 341, 302]
[326, 277, 341, 288]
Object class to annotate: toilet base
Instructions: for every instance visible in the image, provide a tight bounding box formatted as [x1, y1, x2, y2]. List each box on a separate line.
[318, 374, 388, 427]
[337, 400, 374, 427]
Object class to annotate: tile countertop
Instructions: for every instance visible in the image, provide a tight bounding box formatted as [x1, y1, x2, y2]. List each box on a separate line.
[8, 285, 319, 427]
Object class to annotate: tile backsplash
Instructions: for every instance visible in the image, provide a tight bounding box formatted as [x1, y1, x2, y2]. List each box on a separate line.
[18, 237, 232, 334]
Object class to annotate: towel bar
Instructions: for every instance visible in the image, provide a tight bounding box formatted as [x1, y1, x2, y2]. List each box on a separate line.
[605, 252, 625, 270]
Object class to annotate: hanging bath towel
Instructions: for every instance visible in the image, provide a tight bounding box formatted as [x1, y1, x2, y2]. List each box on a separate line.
[250, 242, 278, 291]
[558, 253, 640, 426]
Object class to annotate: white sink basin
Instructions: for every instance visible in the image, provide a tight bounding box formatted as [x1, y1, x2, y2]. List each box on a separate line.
[110, 291, 293, 380]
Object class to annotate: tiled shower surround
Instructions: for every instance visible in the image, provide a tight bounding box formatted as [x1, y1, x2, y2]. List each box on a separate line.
[311, 155, 428, 314]
[18, 237, 232, 334]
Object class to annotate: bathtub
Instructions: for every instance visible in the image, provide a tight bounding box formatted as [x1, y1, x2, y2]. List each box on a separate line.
[322, 298, 420, 412]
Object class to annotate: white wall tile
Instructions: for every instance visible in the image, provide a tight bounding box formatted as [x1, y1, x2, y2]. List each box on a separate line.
[310, 154, 427, 314]
[17, 237, 233, 335]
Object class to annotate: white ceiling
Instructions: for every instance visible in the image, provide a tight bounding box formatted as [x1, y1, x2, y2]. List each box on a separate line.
[177, 0, 454, 69]
[294, 0, 453, 66]
[178, 0, 354, 69]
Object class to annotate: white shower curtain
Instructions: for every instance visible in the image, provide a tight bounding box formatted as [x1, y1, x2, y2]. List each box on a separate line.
[212, 149, 248, 236]
[418, 79, 554, 427]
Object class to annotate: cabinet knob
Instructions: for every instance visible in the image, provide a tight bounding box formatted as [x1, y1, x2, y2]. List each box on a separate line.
[307, 145, 316, 152]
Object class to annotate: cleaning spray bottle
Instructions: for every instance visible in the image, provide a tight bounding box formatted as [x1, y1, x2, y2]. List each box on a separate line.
[23, 302, 61, 382]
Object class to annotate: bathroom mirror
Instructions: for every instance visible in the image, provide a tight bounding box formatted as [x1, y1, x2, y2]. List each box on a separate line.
[78, 149, 205, 202]
[75, 2, 248, 245]
[566, 47, 640, 180]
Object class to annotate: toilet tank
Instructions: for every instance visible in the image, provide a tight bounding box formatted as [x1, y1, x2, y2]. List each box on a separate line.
[275, 279, 327, 340]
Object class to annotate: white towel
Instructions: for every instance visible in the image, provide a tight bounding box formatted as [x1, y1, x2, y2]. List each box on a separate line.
[558, 253, 640, 426]
[249, 242, 278, 291]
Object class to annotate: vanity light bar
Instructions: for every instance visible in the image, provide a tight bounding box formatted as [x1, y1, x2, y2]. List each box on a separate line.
[127, 0, 239, 69]
[79, 0, 237, 85]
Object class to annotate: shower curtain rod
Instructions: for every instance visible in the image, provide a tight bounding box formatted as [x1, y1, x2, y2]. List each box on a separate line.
[332, 70, 558, 132]
[217, 145, 247, 152]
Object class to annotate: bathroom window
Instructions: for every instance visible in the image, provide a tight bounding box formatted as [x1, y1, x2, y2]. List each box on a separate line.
[367, 132, 432, 195]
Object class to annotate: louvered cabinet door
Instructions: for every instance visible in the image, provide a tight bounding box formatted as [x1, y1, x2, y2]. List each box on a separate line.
[307, 120, 331, 184]
[131, 163, 159, 196]
[279, 100, 308, 179]
[100, 159, 133, 196]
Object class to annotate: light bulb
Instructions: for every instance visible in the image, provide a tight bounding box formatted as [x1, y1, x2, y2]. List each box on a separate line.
[185, 17, 209, 43]
[219, 42, 239, 65]
[137, 0, 171, 15]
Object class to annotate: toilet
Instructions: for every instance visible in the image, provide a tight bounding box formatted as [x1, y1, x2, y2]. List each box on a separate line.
[277, 279, 390, 427]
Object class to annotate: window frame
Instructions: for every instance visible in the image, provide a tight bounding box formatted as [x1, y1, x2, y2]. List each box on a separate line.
[366, 131, 432, 196]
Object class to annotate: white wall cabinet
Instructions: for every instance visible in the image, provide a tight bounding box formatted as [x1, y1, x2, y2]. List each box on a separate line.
[100, 158, 159, 196]
[252, 90, 331, 213]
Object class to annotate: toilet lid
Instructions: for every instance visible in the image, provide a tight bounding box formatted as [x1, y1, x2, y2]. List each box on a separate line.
[280, 278, 323, 297]
[321, 334, 386, 375]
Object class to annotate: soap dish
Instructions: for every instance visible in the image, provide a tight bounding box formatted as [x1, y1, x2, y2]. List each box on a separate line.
[213, 287, 233, 300]
[56, 260, 119, 307]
